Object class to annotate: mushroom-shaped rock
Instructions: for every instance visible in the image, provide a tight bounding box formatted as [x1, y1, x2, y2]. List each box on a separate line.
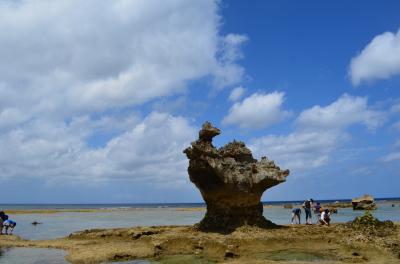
[184, 122, 289, 232]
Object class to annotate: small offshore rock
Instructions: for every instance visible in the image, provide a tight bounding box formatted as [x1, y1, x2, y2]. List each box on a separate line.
[352, 194, 376, 210]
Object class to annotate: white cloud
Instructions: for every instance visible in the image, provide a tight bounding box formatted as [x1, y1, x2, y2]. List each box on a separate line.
[222, 92, 291, 129]
[351, 166, 372, 176]
[349, 29, 400, 86]
[250, 94, 385, 171]
[0, 108, 29, 130]
[0, 0, 245, 118]
[0, 112, 196, 186]
[228, 86, 245, 101]
[250, 130, 347, 170]
[220, 34, 248, 63]
[0, 0, 248, 188]
[297, 94, 386, 130]
[381, 152, 400, 162]
[212, 34, 248, 89]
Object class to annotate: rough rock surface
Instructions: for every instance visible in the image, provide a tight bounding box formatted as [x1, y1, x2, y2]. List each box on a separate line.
[2, 223, 400, 264]
[352, 194, 377, 210]
[184, 122, 289, 232]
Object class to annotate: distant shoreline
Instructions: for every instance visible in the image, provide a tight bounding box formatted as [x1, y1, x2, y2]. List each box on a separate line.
[0, 197, 400, 209]
[1, 198, 399, 214]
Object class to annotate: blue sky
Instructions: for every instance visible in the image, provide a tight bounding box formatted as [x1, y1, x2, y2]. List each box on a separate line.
[0, 0, 399, 203]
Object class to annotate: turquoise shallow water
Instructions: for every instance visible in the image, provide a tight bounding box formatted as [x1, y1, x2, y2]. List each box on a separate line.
[2, 202, 399, 240]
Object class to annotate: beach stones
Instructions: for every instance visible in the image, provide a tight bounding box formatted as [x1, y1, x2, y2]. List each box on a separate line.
[184, 122, 289, 232]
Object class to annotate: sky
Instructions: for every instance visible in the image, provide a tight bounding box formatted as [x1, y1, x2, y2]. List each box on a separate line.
[0, 0, 400, 203]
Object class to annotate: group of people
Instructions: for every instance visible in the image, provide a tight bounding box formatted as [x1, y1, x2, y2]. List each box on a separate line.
[0, 211, 17, 235]
[291, 199, 331, 225]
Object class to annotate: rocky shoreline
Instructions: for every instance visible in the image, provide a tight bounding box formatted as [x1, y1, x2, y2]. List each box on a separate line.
[0, 221, 399, 264]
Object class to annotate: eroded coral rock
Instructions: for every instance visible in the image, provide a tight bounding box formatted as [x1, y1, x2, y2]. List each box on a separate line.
[184, 122, 289, 232]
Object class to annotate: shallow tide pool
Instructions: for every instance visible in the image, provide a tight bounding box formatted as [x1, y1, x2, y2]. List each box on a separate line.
[8, 202, 400, 240]
[0, 247, 67, 264]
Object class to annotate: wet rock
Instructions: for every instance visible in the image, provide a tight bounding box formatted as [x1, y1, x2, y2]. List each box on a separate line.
[184, 122, 289, 232]
[352, 194, 376, 210]
[132, 230, 159, 240]
[351, 211, 396, 237]
[31, 221, 42, 225]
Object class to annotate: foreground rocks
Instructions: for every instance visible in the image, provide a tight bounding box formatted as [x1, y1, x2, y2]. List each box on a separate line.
[1, 223, 399, 264]
[352, 194, 377, 210]
[184, 122, 289, 232]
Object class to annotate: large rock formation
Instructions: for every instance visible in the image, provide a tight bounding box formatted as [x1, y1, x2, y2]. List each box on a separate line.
[184, 122, 289, 232]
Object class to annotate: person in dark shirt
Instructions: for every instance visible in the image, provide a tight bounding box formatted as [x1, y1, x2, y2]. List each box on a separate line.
[314, 202, 321, 218]
[291, 208, 301, 224]
[302, 199, 314, 224]
[0, 211, 8, 235]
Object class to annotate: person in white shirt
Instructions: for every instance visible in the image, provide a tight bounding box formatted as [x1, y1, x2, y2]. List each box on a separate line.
[319, 209, 331, 226]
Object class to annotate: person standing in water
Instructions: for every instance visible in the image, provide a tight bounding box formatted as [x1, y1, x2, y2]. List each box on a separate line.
[302, 199, 314, 224]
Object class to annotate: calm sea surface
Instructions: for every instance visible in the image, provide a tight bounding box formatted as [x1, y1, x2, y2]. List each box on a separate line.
[0, 200, 398, 240]
[0, 200, 399, 263]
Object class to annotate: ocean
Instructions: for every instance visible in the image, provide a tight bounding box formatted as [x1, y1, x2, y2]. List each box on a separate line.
[1, 199, 399, 240]
[1, 199, 400, 263]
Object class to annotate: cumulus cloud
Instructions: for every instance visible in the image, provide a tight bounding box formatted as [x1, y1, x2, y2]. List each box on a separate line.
[0, 0, 248, 188]
[0, 0, 245, 118]
[212, 34, 248, 89]
[250, 130, 347, 170]
[349, 29, 400, 86]
[250, 94, 384, 171]
[222, 92, 291, 129]
[0, 112, 196, 186]
[297, 94, 386, 130]
[228, 86, 245, 101]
